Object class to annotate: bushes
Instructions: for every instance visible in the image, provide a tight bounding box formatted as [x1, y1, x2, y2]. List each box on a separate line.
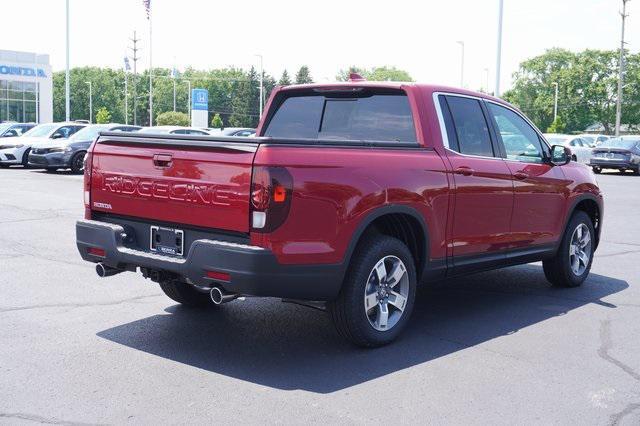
[156, 111, 190, 126]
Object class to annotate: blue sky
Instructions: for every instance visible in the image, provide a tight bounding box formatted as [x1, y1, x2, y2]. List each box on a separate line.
[5, 0, 638, 92]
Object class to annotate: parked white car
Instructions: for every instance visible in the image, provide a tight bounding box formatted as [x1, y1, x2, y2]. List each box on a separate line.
[577, 134, 610, 148]
[0, 122, 86, 167]
[543, 134, 593, 164]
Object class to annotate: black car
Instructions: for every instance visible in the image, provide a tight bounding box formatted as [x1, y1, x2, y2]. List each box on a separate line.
[28, 124, 141, 173]
[589, 136, 640, 175]
[0, 122, 36, 137]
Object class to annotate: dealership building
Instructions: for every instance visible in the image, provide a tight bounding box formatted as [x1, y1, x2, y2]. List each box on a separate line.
[0, 50, 53, 123]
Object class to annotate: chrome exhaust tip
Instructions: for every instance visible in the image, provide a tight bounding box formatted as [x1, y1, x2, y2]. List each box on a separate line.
[96, 263, 123, 278]
[210, 287, 239, 305]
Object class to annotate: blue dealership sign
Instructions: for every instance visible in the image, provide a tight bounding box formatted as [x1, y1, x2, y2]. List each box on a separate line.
[0, 65, 46, 78]
[192, 88, 208, 111]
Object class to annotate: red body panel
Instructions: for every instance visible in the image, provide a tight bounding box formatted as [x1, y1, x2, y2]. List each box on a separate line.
[89, 142, 254, 232]
[249, 146, 450, 265]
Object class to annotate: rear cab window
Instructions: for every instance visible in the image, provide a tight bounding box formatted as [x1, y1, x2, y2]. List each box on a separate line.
[263, 88, 417, 144]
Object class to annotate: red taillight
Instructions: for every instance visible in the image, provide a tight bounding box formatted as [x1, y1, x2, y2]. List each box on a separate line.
[87, 247, 105, 257]
[251, 167, 271, 210]
[250, 166, 293, 232]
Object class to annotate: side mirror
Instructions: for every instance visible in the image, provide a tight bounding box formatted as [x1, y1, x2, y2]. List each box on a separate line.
[51, 132, 64, 139]
[550, 144, 571, 166]
[4, 130, 18, 137]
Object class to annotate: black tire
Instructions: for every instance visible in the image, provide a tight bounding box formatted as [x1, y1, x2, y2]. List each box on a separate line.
[45, 167, 58, 173]
[543, 210, 595, 288]
[633, 167, 640, 176]
[618, 169, 626, 174]
[592, 167, 602, 174]
[329, 235, 417, 347]
[159, 280, 216, 308]
[70, 151, 85, 174]
[0, 164, 9, 168]
[21, 148, 31, 167]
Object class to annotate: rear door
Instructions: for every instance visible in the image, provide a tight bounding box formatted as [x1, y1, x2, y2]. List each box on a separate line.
[437, 94, 514, 265]
[485, 101, 568, 249]
[89, 136, 257, 233]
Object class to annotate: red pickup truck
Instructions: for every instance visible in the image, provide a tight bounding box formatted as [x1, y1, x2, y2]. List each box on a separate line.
[76, 79, 603, 347]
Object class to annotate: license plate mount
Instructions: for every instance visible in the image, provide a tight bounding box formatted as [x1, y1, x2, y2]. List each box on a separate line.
[150, 226, 184, 256]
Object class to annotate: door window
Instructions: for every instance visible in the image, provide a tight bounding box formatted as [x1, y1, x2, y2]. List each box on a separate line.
[444, 96, 494, 157]
[487, 102, 545, 163]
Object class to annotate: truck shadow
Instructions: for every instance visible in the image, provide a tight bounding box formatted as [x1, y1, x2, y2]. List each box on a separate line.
[97, 264, 627, 394]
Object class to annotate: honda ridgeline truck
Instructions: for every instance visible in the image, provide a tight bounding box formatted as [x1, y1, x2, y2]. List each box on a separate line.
[76, 77, 603, 347]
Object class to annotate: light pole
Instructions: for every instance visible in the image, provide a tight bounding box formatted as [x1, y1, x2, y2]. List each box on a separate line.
[185, 79, 191, 121]
[255, 54, 264, 117]
[615, 0, 630, 136]
[85, 81, 92, 123]
[495, 0, 504, 97]
[456, 41, 465, 88]
[552, 82, 559, 122]
[65, 0, 70, 121]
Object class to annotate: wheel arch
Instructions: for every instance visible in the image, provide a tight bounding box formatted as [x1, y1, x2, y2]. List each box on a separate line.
[342, 205, 430, 282]
[565, 194, 602, 249]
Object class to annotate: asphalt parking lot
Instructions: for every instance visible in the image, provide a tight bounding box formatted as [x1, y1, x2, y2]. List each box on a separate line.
[1, 167, 639, 425]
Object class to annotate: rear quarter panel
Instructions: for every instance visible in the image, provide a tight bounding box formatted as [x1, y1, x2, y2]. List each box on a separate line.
[250, 145, 450, 265]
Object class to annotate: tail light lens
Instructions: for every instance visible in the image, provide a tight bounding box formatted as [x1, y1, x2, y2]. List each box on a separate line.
[83, 151, 93, 219]
[250, 166, 293, 232]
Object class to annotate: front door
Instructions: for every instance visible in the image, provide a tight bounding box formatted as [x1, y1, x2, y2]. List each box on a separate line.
[485, 101, 569, 249]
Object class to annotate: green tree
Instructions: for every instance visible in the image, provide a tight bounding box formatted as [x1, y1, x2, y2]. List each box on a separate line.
[546, 116, 566, 133]
[278, 70, 292, 85]
[95, 107, 112, 124]
[229, 67, 259, 127]
[211, 113, 224, 128]
[503, 48, 640, 133]
[156, 111, 190, 126]
[336, 66, 413, 82]
[295, 66, 313, 84]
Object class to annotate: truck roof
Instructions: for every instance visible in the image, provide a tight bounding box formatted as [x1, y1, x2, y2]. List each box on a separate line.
[278, 81, 508, 106]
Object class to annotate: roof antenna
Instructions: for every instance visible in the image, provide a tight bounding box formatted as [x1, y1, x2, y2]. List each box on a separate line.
[348, 72, 366, 82]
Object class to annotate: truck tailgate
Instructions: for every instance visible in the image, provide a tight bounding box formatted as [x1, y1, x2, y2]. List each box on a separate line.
[89, 134, 257, 233]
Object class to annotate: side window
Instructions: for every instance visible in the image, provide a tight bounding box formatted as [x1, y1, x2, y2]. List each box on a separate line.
[70, 126, 84, 136]
[445, 96, 494, 157]
[54, 126, 73, 138]
[188, 130, 209, 135]
[487, 102, 545, 163]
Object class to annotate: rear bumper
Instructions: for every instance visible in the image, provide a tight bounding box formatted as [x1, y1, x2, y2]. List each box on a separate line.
[76, 219, 344, 301]
[589, 160, 636, 169]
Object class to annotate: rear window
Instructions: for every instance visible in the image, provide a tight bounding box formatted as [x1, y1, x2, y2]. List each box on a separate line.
[264, 90, 417, 143]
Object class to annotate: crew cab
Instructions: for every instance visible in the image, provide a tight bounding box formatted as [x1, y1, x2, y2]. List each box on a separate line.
[76, 78, 603, 347]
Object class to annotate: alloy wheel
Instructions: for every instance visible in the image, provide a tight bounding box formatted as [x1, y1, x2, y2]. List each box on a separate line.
[363, 255, 409, 331]
[569, 223, 592, 276]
